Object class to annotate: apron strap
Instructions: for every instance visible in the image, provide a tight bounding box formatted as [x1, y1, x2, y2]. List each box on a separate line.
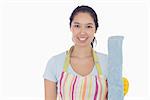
[93, 50, 102, 75]
[63, 51, 69, 72]
[63, 46, 73, 72]
[63, 46, 103, 75]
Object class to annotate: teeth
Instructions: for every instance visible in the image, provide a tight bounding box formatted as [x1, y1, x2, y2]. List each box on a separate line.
[79, 37, 86, 40]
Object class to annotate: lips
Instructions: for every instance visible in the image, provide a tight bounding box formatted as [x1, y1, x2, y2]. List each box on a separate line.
[77, 37, 88, 42]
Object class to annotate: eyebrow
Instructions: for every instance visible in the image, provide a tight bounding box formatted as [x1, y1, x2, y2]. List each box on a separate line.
[73, 22, 94, 25]
[73, 22, 80, 24]
[86, 23, 94, 25]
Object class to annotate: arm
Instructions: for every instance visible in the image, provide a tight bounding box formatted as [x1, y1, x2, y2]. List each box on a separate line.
[44, 79, 57, 100]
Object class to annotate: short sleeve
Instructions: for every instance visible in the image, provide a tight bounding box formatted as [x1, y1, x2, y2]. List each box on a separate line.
[43, 56, 57, 82]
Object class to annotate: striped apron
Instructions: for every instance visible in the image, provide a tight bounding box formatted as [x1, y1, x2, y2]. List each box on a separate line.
[57, 47, 107, 100]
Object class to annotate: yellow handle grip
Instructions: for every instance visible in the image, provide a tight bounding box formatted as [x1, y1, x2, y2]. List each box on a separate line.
[123, 77, 129, 96]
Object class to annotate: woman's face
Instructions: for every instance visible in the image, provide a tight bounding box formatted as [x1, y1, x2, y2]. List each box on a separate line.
[70, 12, 96, 47]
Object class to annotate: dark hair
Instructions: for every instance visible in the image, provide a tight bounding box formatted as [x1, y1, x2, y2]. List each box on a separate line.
[69, 5, 98, 48]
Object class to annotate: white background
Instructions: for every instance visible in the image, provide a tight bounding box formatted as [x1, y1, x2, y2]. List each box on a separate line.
[0, 0, 149, 100]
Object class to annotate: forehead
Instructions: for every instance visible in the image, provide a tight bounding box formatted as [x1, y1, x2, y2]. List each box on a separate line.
[72, 12, 95, 25]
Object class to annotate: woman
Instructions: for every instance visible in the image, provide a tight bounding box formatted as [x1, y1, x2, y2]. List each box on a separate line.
[43, 5, 108, 100]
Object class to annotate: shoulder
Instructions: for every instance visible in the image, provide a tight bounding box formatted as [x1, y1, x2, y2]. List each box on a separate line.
[95, 51, 108, 62]
[46, 51, 67, 72]
[43, 51, 67, 82]
[48, 51, 67, 64]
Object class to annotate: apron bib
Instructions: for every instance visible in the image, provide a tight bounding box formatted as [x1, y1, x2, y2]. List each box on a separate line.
[57, 46, 107, 100]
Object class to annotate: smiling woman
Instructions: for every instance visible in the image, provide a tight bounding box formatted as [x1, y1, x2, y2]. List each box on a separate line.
[43, 5, 125, 100]
[70, 12, 96, 47]
[69, 5, 98, 48]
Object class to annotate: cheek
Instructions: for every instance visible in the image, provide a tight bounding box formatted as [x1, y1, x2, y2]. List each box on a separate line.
[88, 33, 95, 42]
[71, 28, 79, 37]
[89, 35, 95, 42]
[88, 31, 95, 38]
[89, 28, 96, 34]
[71, 27, 76, 33]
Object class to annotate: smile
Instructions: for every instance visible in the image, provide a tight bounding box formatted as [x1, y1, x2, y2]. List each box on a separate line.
[77, 37, 88, 42]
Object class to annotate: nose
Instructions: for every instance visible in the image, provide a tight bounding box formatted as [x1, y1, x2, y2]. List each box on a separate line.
[80, 26, 86, 34]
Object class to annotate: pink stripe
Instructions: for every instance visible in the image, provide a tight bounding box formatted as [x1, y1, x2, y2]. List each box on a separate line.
[69, 76, 75, 97]
[74, 77, 80, 99]
[94, 76, 98, 100]
[105, 79, 108, 99]
[72, 76, 77, 100]
[98, 76, 102, 100]
[59, 71, 64, 99]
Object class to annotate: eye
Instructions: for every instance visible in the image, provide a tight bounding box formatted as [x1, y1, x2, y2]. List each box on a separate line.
[74, 24, 80, 28]
[87, 25, 93, 28]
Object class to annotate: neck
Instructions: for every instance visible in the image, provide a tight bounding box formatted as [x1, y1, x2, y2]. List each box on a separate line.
[70, 45, 93, 58]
